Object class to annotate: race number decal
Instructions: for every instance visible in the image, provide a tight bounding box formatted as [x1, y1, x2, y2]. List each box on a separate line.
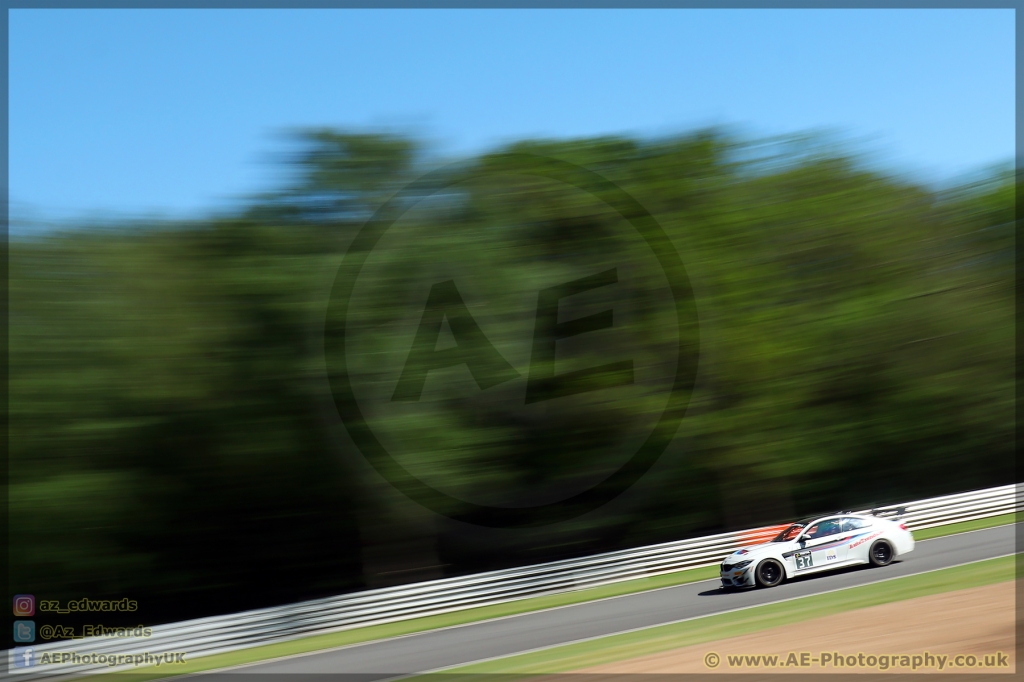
[795, 551, 813, 570]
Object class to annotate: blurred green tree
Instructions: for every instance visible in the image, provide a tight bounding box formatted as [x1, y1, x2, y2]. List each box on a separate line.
[9, 129, 1013, 621]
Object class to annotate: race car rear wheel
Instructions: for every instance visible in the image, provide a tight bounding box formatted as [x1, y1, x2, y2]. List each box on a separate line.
[755, 559, 784, 587]
[869, 540, 894, 567]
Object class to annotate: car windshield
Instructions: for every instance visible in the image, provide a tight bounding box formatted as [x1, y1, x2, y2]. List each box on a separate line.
[771, 524, 805, 542]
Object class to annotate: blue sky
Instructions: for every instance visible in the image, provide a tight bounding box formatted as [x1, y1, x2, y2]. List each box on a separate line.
[9, 9, 1015, 223]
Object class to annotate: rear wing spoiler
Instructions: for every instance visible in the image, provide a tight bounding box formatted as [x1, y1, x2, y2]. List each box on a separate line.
[870, 506, 906, 519]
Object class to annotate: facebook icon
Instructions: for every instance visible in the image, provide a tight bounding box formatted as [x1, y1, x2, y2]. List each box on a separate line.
[13, 647, 35, 669]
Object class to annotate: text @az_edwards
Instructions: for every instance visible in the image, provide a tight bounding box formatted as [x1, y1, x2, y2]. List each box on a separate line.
[39, 624, 152, 640]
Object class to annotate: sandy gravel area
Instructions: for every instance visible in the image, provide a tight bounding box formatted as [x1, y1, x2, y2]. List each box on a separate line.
[578, 580, 1015, 674]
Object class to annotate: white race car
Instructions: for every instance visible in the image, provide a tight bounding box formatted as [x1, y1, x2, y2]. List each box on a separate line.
[720, 511, 915, 589]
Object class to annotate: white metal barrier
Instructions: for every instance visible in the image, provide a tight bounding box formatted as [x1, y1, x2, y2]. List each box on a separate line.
[8, 483, 1018, 679]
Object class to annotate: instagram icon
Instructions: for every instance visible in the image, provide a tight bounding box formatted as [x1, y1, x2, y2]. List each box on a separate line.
[13, 595, 35, 617]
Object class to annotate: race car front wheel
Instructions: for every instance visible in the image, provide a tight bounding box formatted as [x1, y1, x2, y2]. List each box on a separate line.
[868, 540, 894, 567]
[755, 559, 784, 587]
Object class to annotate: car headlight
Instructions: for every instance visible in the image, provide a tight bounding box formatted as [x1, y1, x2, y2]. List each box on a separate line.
[732, 560, 752, 569]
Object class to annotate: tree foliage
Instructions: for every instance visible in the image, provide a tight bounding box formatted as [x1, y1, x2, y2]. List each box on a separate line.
[10, 129, 1013, 623]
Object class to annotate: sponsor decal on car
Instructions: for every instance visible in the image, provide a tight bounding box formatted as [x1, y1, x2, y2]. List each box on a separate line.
[825, 550, 837, 561]
[849, 530, 883, 550]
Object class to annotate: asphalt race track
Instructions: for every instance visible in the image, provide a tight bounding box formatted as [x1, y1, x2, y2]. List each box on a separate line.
[209, 524, 1016, 678]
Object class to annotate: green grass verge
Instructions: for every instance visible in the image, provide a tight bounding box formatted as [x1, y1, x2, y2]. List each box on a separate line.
[420, 554, 1015, 678]
[89, 514, 1016, 680]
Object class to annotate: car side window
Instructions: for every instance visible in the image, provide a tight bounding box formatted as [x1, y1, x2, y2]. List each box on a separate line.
[805, 518, 842, 539]
[842, 517, 870, 532]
